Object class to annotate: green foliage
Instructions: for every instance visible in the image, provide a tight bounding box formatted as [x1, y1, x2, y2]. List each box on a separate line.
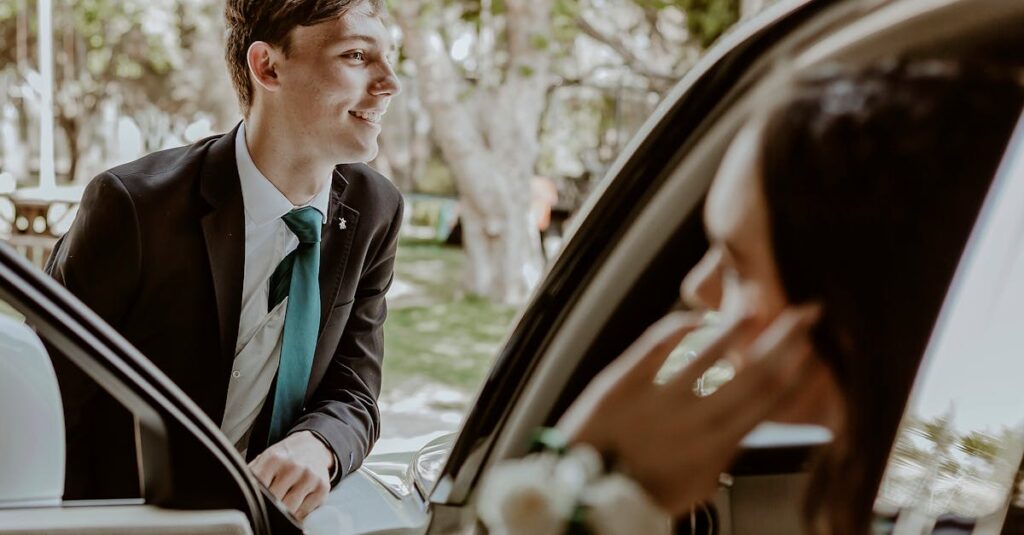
[959, 431, 1001, 464]
[0, 0, 196, 103]
[938, 458, 961, 477]
[551, 0, 582, 45]
[635, 0, 739, 47]
[921, 414, 955, 446]
[529, 33, 550, 52]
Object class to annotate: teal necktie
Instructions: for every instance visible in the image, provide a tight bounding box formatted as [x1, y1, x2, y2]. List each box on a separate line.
[266, 206, 322, 446]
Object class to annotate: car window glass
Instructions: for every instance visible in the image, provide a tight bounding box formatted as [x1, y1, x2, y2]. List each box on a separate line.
[872, 116, 1024, 534]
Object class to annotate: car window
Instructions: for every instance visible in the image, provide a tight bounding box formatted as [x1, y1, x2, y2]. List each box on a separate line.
[872, 114, 1024, 533]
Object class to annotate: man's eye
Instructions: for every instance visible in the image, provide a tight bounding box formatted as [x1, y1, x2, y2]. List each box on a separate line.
[344, 51, 365, 61]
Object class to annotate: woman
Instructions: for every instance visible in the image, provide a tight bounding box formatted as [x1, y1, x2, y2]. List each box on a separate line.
[482, 60, 1024, 534]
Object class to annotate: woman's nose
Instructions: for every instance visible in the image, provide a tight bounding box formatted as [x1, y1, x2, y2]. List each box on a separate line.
[681, 250, 723, 310]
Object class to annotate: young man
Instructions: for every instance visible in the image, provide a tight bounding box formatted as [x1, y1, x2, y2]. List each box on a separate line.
[46, 0, 401, 520]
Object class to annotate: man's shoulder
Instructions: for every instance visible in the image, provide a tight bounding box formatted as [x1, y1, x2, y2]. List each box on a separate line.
[336, 163, 403, 215]
[100, 133, 228, 196]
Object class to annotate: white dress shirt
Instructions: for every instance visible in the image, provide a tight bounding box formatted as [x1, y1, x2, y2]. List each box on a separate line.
[220, 123, 331, 453]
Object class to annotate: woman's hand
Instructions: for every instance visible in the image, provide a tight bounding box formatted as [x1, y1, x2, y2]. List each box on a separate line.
[557, 305, 820, 517]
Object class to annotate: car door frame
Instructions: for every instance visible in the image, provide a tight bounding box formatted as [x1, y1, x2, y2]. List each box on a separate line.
[0, 244, 294, 535]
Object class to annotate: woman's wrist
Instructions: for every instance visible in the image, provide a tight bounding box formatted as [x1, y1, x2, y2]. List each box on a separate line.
[477, 428, 671, 535]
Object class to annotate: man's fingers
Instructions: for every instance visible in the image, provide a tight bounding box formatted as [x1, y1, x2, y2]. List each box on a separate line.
[282, 469, 322, 514]
[665, 314, 752, 392]
[610, 311, 702, 386]
[250, 452, 282, 487]
[294, 478, 330, 521]
[268, 459, 303, 499]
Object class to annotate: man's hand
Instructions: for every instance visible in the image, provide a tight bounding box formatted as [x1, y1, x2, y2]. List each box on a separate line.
[250, 431, 335, 521]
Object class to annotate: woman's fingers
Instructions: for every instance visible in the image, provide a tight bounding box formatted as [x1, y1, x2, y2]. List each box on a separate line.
[702, 305, 820, 440]
[557, 311, 699, 446]
[609, 311, 703, 387]
[664, 314, 752, 392]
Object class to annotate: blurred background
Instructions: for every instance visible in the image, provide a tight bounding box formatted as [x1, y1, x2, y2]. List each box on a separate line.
[0, 0, 769, 448]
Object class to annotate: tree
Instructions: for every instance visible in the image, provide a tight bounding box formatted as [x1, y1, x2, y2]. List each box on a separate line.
[0, 0, 235, 183]
[393, 0, 743, 303]
[394, 0, 554, 304]
[959, 431, 1000, 465]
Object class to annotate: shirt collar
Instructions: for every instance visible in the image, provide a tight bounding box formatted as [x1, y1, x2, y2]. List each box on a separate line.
[235, 122, 331, 226]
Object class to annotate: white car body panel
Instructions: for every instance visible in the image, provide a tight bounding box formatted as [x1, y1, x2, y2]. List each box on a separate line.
[0, 316, 64, 507]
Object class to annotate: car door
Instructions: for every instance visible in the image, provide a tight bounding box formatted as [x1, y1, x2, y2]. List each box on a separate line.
[406, 0, 1024, 534]
[0, 244, 299, 535]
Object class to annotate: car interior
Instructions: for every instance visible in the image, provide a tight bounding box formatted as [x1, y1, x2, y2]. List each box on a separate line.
[452, 0, 1024, 533]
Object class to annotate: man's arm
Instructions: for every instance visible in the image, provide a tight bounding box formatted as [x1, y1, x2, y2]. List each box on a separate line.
[47, 172, 142, 325]
[45, 171, 142, 495]
[288, 195, 404, 479]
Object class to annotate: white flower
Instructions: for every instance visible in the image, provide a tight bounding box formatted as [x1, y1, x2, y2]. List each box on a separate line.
[477, 453, 575, 535]
[582, 473, 673, 535]
[555, 444, 604, 491]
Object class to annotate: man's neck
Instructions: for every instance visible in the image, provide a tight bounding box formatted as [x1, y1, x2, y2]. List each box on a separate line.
[243, 111, 333, 206]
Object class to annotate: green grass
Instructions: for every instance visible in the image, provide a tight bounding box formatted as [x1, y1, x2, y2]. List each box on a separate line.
[382, 241, 518, 393]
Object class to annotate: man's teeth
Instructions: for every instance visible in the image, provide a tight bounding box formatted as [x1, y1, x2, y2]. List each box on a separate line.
[350, 111, 382, 123]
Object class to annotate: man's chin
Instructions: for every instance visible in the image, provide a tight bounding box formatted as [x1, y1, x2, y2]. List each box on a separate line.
[329, 151, 376, 166]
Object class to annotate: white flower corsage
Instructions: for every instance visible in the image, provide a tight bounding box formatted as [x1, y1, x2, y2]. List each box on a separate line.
[477, 429, 673, 535]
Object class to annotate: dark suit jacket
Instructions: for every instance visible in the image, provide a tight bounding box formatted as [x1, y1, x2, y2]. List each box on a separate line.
[46, 124, 403, 499]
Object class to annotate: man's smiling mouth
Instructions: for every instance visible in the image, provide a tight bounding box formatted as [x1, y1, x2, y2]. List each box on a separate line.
[349, 110, 383, 123]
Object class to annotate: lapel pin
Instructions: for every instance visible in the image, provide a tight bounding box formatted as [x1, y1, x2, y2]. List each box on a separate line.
[338, 217, 347, 230]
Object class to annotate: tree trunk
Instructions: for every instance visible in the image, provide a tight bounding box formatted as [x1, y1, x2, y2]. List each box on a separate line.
[395, 2, 551, 304]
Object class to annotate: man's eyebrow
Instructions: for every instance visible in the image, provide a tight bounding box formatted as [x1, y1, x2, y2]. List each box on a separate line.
[335, 34, 378, 45]
[329, 34, 397, 52]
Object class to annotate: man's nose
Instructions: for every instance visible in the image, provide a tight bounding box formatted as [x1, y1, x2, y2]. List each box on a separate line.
[371, 62, 401, 97]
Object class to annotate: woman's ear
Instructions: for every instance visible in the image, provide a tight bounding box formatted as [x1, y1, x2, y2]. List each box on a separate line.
[767, 357, 845, 431]
[247, 41, 281, 93]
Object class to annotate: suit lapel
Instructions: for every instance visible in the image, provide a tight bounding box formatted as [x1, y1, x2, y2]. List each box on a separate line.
[317, 168, 360, 332]
[306, 168, 360, 401]
[200, 123, 246, 366]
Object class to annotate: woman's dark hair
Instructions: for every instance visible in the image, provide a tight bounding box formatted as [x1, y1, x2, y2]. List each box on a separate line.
[758, 59, 1024, 534]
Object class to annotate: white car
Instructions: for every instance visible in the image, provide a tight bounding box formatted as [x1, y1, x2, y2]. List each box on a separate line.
[2, 0, 1024, 533]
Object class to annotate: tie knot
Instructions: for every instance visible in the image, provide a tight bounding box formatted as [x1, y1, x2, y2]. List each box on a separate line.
[282, 207, 322, 244]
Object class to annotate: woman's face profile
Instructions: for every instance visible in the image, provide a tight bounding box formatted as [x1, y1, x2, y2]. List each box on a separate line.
[682, 121, 844, 428]
[682, 122, 786, 331]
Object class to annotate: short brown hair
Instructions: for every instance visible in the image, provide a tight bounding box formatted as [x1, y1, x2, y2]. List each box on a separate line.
[224, 0, 385, 115]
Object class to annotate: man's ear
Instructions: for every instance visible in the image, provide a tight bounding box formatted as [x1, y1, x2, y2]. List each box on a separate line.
[247, 41, 282, 92]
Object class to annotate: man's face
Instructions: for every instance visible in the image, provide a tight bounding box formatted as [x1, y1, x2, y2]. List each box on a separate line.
[270, 2, 400, 164]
